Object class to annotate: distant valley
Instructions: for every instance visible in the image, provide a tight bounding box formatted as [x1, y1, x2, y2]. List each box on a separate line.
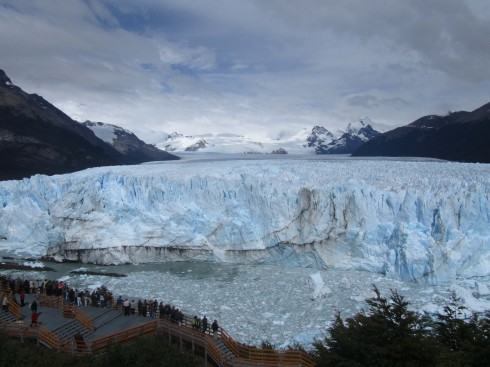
[1, 67, 489, 182]
[134, 117, 383, 155]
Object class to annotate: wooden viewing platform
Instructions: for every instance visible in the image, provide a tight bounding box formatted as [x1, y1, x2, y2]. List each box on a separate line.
[0, 280, 315, 367]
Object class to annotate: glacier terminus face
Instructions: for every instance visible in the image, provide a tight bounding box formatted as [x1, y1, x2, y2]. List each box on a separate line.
[0, 155, 489, 286]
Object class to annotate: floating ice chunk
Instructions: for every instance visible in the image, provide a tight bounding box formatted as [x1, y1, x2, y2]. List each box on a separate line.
[308, 272, 332, 300]
[339, 277, 350, 289]
[53, 255, 64, 263]
[451, 284, 489, 313]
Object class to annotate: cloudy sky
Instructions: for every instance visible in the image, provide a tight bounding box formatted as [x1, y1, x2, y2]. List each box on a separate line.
[1, 0, 489, 138]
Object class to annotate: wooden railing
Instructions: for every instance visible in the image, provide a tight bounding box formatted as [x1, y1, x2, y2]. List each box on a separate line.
[91, 319, 159, 354]
[40, 294, 64, 308]
[38, 325, 63, 349]
[221, 327, 242, 356]
[0, 291, 23, 320]
[0, 279, 315, 366]
[204, 335, 224, 365]
[219, 327, 314, 367]
[0, 281, 7, 293]
[62, 304, 94, 330]
[7, 294, 22, 319]
[156, 318, 228, 366]
[0, 309, 315, 366]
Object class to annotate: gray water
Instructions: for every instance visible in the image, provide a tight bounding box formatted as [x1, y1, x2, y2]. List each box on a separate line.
[1, 254, 455, 349]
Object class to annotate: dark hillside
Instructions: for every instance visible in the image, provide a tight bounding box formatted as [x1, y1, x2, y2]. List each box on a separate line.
[352, 102, 490, 163]
[0, 69, 178, 180]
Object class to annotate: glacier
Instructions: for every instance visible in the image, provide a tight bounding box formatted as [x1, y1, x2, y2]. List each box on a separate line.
[0, 155, 489, 286]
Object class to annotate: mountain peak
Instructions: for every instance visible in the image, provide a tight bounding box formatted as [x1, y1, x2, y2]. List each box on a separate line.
[345, 117, 374, 133]
[352, 100, 490, 163]
[0, 69, 13, 86]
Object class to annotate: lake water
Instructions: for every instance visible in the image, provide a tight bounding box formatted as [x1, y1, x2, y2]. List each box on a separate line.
[0, 255, 455, 349]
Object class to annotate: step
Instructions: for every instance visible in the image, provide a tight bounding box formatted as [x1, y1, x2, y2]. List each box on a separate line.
[0, 311, 17, 323]
[52, 319, 93, 340]
[215, 339, 235, 358]
[93, 309, 122, 330]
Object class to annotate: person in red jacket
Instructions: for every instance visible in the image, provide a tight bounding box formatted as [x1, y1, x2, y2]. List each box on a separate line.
[20, 290, 25, 307]
[30, 311, 40, 327]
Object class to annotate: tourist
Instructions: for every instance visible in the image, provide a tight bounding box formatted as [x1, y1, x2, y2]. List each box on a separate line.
[19, 290, 25, 307]
[84, 290, 90, 306]
[142, 300, 147, 317]
[34, 279, 40, 294]
[211, 320, 219, 337]
[164, 304, 171, 320]
[123, 298, 130, 316]
[76, 290, 82, 306]
[30, 299, 38, 313]
[152, 300, 158, 318]
[1, 295, 7, 312]
[69, 288, 75, 303]
[74, 331, 84, 352]
[91, 291, 98, 306]
[137, 299, 143, 316]
[147, 299, 153, 317]
[106, 293, 113, 308]
[159, 302, 164, 319]
[202, 315, 208, 334]
[30, 311, 40, 327]
[116, 295, 123, 312]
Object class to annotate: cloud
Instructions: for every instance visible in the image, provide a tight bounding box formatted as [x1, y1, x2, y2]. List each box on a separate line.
[0, 0, 489, 137]
[348, 95, 409, 109]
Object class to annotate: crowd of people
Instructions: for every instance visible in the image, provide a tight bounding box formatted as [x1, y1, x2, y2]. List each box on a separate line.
[0, 275, 219, 335]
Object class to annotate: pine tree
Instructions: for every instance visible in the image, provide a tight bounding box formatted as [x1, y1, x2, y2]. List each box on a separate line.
[314, 286, 436, 367]
[433, 294, 490, 366]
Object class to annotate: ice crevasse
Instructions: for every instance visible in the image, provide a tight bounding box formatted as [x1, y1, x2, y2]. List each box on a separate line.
[0, 158, 489, 285]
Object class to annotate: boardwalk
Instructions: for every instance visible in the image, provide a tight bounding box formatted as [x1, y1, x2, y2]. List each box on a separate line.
[1, 288, 315, 367]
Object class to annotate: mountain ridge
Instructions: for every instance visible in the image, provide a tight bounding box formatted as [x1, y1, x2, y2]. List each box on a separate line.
[352, 101, 490, 163]
[136, 118, 382, 155]
[82, 120, 178, 164]
[0, 69, 178, 180]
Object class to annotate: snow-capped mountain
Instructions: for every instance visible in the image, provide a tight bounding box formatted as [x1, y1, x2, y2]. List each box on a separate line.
[0, 157, 488, 288]
[306, 126, 341, 150]
[137, 130, 317, 154]
[0, 69, 178, 181]
[136, 120, 381, 155]
[82, 121, 178, 164]
[316, 118, 381, 154]
[0, 69, 121, 180]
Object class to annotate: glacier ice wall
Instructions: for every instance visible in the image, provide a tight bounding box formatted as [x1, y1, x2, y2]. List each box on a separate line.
[0, 158, 489, 284]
